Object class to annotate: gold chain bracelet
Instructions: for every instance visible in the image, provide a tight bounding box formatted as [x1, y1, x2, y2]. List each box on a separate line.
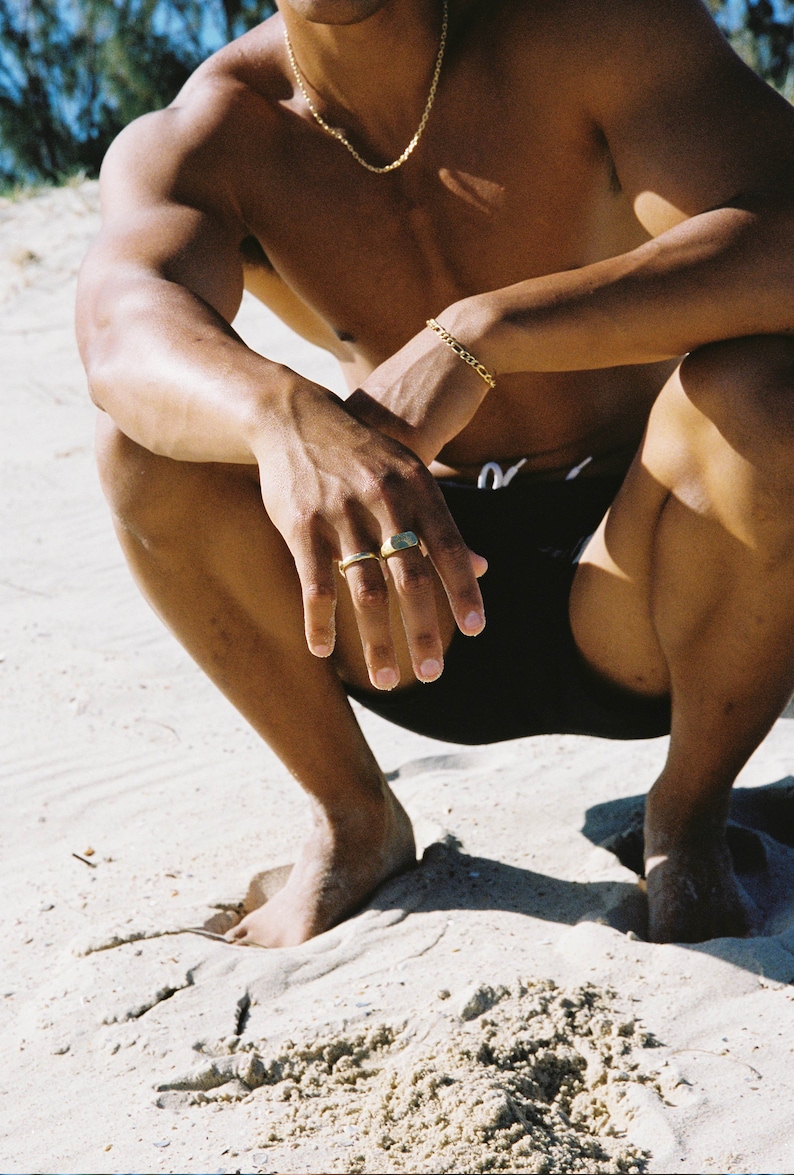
[426, 319, 496, 389]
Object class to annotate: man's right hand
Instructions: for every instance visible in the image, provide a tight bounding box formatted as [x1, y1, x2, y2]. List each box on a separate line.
[252, 381, 486, 689]
[77, 94, 484, 691]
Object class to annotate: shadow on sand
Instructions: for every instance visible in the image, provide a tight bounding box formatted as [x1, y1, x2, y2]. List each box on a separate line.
[369, 776, 794, 980]
[582, 775, 794, 874]
[217, 778, 794, 982]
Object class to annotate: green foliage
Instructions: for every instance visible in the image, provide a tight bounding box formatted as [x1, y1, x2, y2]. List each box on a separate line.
[711, 0, 794, 96]
[0, 0, 275, 186]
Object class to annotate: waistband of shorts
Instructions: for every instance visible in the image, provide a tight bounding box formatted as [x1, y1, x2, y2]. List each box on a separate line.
[431, 444, 637, 489]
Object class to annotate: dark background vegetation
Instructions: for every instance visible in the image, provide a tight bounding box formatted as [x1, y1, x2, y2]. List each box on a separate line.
[0, 0, 275, 187]
[0, 0, 791, 189]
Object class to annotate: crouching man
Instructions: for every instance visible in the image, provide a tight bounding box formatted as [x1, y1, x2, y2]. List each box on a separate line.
[77, 0, 794, 945]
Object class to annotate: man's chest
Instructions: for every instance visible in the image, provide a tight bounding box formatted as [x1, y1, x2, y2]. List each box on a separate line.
[239, 52, 649, 363]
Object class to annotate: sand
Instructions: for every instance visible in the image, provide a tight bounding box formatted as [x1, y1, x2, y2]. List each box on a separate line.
[3, 181, 794, 1174]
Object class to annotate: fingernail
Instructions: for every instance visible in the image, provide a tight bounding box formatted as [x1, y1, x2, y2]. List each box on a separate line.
[374, 667, 399, 690]
[313, 644, 332, 658]
[420, 658, 442, 680]
[464, 611, 484, 633]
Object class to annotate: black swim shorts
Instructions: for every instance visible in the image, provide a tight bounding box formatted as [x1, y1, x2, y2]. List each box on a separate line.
[345, 473, 671, 745]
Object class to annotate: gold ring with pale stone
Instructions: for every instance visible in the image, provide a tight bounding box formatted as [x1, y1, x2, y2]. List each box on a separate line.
[380, 531, 420, 559]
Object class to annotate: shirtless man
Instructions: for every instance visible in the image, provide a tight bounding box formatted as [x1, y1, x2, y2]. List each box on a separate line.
[76, 0, 794, 947]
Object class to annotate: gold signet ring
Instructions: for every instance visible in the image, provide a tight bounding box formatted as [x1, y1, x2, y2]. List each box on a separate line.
[380, 530, 420, 559]
[338, 550, 381, 576]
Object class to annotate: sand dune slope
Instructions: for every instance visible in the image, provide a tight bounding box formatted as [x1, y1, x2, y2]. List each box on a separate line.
[2, 184, 794, 1174]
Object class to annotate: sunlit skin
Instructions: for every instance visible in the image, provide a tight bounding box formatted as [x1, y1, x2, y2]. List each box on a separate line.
[77, 0, 794, 946]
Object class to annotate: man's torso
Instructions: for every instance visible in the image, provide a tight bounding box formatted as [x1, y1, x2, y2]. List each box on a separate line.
[175, 0, 683, 476]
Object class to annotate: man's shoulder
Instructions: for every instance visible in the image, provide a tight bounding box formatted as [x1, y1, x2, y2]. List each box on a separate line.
[101, 14, 289, 211]
[166, 15, 288, 148]
[490, 0, 737, 127]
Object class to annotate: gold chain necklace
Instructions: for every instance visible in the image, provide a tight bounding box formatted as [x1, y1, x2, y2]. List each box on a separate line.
[283, 0, 448, 174]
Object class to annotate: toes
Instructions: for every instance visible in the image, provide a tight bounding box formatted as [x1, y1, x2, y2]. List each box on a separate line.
[225, 921, 250, 943]
[227, 929, 256, 946]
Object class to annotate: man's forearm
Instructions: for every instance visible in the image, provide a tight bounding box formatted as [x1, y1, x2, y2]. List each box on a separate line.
[78, 272, 301, 464]
[448, 203, 794, 377]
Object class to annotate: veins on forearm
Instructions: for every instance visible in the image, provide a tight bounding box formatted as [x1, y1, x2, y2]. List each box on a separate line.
[488, 202, 794, 374]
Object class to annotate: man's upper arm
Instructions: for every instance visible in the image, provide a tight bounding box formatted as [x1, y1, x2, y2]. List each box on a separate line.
[586, 0, 794, 234]
[79, 97, 247, 334]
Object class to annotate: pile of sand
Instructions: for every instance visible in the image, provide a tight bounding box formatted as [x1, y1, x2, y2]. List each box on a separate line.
[161, 980, 654, 1174]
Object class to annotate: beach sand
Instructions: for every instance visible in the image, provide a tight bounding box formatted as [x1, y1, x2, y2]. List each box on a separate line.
[3, 182, 794, 1174]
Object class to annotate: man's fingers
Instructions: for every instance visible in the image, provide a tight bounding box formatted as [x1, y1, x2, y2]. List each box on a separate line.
[289, 459, 487, 676]
[343, 555, 400, 689]
[418, 508, 486, 636]
[382, 546, 445, 681]
[374, 464, 486, 641]
[293, 544, 338, 658]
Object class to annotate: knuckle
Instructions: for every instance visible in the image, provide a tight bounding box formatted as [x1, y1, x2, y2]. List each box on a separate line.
[306, 623, 331, 640]
[383, 459, 424, 496]
[433, 533, 470, 563]
[338, 492, 363, 524]
[356, 467, 388, 499]
[303, 580, 335, 606]
[377, 466, 405, 494]
[461, 588, 484, 610]
[411, 629, 438, 652]
[291, 506, 319, 535]
[393, 560, 432, 597]
[353, 581, 389, 611]
[401, 459, 428, 489]
[365, 641, 392, 663]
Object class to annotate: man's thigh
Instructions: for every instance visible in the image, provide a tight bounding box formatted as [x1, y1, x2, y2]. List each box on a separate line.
[568, 468, 669, 699]
[569, 337, 794, 699]
[568, 359, 723, 700]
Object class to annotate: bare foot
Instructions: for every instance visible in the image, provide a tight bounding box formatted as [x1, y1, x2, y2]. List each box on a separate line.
[645, 831, 759, 944]
[225, 786, 416, 948]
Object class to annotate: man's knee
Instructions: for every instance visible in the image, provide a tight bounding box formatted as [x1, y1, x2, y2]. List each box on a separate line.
[95, 414, 199, 546]
[679, 335, 794, 473]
